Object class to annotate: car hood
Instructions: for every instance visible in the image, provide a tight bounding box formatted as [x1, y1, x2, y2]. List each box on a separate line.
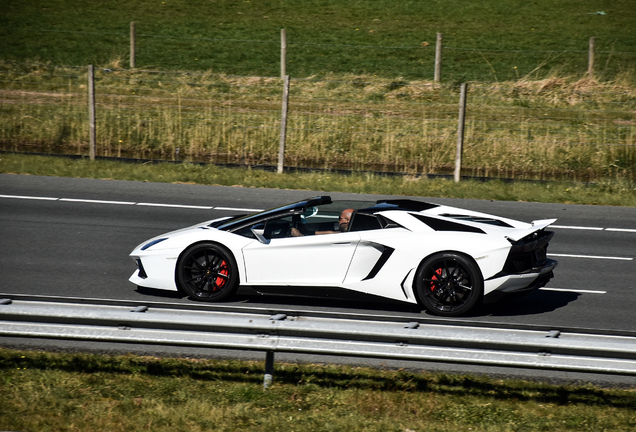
[131, 219, 225, 252]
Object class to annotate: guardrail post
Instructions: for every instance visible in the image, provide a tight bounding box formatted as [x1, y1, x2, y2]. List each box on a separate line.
[264, 351, 274, 389]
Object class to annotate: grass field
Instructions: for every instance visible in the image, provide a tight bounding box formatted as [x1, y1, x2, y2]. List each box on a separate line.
[1, 1, 635, 181]
[2, 348, 636, 432]
[3, 153, 636, 207]
[1, 0, 635, 81]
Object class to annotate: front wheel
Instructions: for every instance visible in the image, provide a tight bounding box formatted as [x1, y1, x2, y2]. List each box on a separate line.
[414, 253, 483, 317]
[176, 242, 239, 302]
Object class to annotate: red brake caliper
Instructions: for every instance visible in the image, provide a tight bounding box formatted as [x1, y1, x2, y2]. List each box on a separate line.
[214, 260, 228, 290]
[430, 268, 442, 291]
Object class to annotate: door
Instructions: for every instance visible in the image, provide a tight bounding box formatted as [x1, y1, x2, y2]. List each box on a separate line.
[242, 230, 360, 286]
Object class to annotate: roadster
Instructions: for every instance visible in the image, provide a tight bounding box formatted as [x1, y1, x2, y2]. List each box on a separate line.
[129, 196, 557, 316]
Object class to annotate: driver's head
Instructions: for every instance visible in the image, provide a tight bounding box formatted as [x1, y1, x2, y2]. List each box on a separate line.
[339, 209, 354, 232]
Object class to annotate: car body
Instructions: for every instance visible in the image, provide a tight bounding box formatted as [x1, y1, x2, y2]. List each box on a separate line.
[129, 196, 557, 316]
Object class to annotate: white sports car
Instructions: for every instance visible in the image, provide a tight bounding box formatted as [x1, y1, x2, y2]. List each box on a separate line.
[129, 196, 557, 316]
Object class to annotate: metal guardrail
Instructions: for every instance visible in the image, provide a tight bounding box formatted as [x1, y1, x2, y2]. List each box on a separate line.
[1, 296, 636, 388]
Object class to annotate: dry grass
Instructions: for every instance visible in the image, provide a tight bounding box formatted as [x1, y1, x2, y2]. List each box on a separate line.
[1, 62, 635, 181]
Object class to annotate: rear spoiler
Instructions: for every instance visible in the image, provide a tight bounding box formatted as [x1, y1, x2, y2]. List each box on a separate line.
[505, 218, 557, 242]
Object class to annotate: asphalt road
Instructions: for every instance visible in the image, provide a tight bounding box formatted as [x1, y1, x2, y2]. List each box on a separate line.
[2, 173, 635, 334]
[4, 173, 636, 385]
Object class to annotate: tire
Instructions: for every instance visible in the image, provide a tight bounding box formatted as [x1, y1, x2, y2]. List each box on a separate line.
[176, 242, 239, 302]
[414, 252, 483, 317]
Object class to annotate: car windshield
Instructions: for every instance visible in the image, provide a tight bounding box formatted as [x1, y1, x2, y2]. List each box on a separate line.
[212, 198, 377, 232]
[299, 200, 376, 226]
[213, 202, 304, 231]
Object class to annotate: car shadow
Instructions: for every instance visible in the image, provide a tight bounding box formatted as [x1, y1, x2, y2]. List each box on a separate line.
[135, 286, 188, 300]
[233, 288, 424, 314]
[134, 285, 420, 313]
[473, 289, 580, 317]
[236, 288, 582, 319]
[134, 286, 579, 318]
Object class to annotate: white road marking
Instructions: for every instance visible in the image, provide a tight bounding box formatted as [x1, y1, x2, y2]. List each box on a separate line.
[0, 194, 633, 234]
[137, 202, 213, 210]
[606, 228, 636, 233]
[548, 253, 633, 261]
[540, 287, 607, 294]
[214, 206, 263, 212]
[551, 225, 604, 231]
[0, 194, 58, 201]
[60, 198, 135, 205]
[0, 194, 259, 212]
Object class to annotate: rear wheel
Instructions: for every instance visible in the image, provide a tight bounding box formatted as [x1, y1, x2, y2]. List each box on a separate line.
[414, 252, 483, 317]
[176, 242, 238, 301]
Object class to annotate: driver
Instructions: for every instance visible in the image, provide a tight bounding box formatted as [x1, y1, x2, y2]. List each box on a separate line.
[291, 208, 353, 237]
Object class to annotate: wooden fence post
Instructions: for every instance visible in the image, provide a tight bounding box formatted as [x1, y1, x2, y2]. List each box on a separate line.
[88, 65, 96, 161]
[130, 22, 136, 69]
[454, 83, 467, 182]
[278, 75, 290, 174]
[588, 36, 595, 78]
[281, 29, 287, 78]
[434, 33, 443, 82]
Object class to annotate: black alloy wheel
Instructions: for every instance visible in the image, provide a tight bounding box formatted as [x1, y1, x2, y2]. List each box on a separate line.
[176, 242, 239, 301]
[415, 252, 483, 317]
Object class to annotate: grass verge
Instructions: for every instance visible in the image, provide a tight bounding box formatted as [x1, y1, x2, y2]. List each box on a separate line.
[2, 153, 636, 207]
[1, 348, 635, 432]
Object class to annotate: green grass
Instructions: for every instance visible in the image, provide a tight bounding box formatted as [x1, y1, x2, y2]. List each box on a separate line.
[1, 348, 635, 432]
[3, 153, 636, 207]
[1, 65, 635, 181]
[1, 0, 635, 81]
[2, 1, 635, 181]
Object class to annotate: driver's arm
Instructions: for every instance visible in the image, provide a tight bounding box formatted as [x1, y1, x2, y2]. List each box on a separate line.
[291, 223, 314, 237]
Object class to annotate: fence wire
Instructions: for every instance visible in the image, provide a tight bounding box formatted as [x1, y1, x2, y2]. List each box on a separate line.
[3, 26, 636, 82]
[1, 63, 635, 181]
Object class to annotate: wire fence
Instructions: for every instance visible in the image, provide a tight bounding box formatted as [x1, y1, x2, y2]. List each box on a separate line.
[1, 62, 635, 181]
[3, 26, 636, 82]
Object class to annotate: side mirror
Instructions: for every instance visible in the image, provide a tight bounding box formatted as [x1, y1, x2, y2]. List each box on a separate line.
[251, 226, 270, 244]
